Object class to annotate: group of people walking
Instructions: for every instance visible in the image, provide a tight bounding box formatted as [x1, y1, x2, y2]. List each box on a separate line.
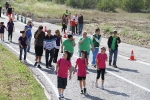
[61, 10, 84, 35]
[1, 4, 122, 99]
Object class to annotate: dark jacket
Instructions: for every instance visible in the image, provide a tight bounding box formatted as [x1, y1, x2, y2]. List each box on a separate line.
[107, 36, 121, 50]
[78, 15, 83, 24]
[34, 31, 45, 46]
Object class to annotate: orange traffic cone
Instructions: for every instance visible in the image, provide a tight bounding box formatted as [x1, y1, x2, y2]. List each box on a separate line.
[63, 32, 67, 38]
[129, 50, 136, 61]
[44, 26, 47, 32]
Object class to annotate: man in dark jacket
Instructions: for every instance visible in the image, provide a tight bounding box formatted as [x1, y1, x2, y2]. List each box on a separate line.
[43, 30, 56, 68]
[107, 31, 121, 68]
[78, 14, 83, 35]
[34, 25, 45, 68]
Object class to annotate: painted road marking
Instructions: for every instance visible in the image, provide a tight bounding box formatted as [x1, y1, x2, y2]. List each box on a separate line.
[3, 42, 59, 98]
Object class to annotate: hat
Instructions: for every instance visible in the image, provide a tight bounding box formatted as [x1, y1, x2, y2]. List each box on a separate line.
[101, 47, 106, 50]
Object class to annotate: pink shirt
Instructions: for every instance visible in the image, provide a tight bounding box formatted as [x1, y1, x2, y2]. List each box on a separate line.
[57, 58, 72, 78]
[96, 53, 107, 69]
[76, 58, 87, 77]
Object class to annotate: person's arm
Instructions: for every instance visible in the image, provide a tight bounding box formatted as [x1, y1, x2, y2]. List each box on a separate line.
[96, 58, 99, 70]
[69, 67, 72, 80]
[61, 44, 63, 53]
[78, 38, 85, 44]
[117, 37, 121, 44]
[90, 38, 94, 51]
[31, 22, 34, 27]
[54, 63, 59, 74]
[85, 58, 88, 66]
[73, 64, 77, 74]
[108, 36, 111, 51]
[60, 37, 62, 44]
[18, 39, 23, 48]
[5, 26, 8, 31]
[34, 30, 40, 39]
[72, 39, 76, 47]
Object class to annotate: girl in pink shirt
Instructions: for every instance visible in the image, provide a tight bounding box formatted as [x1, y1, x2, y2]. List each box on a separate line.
[73, 50, 88, 94]
[95, 47, 107, 89]
[55, 51, 72, 99]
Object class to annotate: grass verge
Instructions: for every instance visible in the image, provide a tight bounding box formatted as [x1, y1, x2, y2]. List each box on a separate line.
[0, 44, 47, 100]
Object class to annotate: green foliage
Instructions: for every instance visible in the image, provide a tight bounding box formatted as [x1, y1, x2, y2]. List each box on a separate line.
[123, 0, 145, 12]
[145, 0, 150, 10]
[97, 0, 117, 12]
[55, 0, 67, 4]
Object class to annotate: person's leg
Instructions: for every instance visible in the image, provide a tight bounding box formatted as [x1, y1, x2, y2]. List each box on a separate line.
[53, 49, 59, 63]
[83, 79, 86, 88]
[92, 48, 97, 65]
[75, 24, 78, 34]
[109, 50, 114, 65]
[63, 24, 66, 33]
[113, 49, 118, 67]
[78, 24, 81, 35]
[80, 24, 83, 35]
[79, 80, 82, 90]
[101, 69, 105, 89]
[24, 47, 27, 61]
[27, 35, 31, 52]
[0, 7, 1, 17]
[2, 34, 4, 41]
[45, 49, 49, 67]
[49, 49, 54, 67]
[96, 70, 100, 83]
[19, 47, 23, 61]
[10, 30, 13, 42]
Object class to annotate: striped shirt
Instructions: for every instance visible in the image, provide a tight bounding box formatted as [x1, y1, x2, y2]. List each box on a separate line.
[43, 38, 57, 51]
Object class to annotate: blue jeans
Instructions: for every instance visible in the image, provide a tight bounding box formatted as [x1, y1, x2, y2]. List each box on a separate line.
[109, 49, 118, 65]
[92, 48, 99, 65]
[26, 35, 32, 52]
[78, 24, 83, 35]
[19, 47, 27, 60]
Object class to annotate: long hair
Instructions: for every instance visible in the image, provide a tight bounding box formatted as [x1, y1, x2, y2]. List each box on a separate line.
[55, 29, 61, 38]
[64, 51, 71, 61]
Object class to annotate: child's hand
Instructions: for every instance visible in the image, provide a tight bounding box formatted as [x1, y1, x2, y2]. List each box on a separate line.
[54, 70, 57, 75]
[69, 75, 72, 80]
[73, 70, 76, 74]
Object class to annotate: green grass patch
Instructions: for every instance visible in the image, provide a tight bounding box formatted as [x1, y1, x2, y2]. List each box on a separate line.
[0, 44, 47, 100]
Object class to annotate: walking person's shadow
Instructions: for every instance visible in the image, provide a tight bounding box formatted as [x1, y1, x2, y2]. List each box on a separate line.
[104, 89, 129, 97]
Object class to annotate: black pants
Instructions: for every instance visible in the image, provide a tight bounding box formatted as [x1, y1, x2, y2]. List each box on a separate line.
[62, 24, 66, 33]
[53, 49, 59, 63]
[8, 30, 13, 41]
[72, 26, 75, 34]
[75, 24, 78, 34]
[96, 69, 105, 80]
[0, 7, 2, 17]
[45, 49, 54, 66]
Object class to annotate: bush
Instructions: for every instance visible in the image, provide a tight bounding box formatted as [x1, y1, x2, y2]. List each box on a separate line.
[122, 0, 145, 12]
[97, 0, 117, 12]
[54, 0, 66, 4]
[66, 0, 84, 8]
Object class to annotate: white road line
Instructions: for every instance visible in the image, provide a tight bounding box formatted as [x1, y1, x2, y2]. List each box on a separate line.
[73, 55, 150, 93]
[4, 42, 59, 98]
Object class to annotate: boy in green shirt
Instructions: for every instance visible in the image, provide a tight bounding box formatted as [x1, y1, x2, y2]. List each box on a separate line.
[61, 34, 76, 57]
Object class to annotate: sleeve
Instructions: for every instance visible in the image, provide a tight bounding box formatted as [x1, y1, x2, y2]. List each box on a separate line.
[76, 58, 79, 64]
[62, 40, 66, 46]
[57, 58, 61, 65]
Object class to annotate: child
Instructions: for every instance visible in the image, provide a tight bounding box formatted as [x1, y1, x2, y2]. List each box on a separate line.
[18, 31, 28, 63]
[0, 22, 7, 41]
[7, 18, 14, 42]
[73, 50, 88, 94]
[71, 19, 75, 34]
[95, 47, 107, 89]
[55, 51, 72, 99]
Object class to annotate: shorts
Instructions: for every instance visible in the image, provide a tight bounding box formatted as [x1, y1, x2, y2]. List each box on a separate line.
[57, 76, 67, 89]
[78, 76, 86, 80]
[35, 46, 43, 56]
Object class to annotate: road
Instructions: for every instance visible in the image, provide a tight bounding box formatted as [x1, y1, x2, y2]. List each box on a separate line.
[0, 14, 150, 100]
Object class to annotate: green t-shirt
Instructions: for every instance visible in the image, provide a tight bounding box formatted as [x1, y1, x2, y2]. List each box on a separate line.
[111, 37, 117, 50]
[79, 37, 93, 53]
[63, 39, 74, 53]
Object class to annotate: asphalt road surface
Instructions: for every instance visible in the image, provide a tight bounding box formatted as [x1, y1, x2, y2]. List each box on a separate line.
[0, 14, 150, 100]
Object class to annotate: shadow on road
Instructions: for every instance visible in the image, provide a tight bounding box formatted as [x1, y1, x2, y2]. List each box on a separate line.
[107, 68, 119, 72]
[12, 41, 19, 45]
[117, 67, 139, 73]
[87, 68, 97, 73]
[105, 89, 129, 97]
[85, 94, 103, 100]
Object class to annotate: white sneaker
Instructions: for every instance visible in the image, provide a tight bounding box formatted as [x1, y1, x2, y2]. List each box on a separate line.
[95, 83, 98, 88]
[101, 86, 104, 90]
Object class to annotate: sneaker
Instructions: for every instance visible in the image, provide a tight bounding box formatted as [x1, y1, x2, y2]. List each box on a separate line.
[24, 60, 27, 63]
[59, 94, 62, 99]
[37, 65, 41, 68]
[94, 65, 96, 68]
[34, 62, 38, 66]
[95, 83, 98, 88]
[109, 62, 111, 66]
[46, 66, 49, 68]
[101, 86, 104, 90]
[80, 90, 83, 94]
[113, 65, 118, 68]
[61, 94, 64, 98]
[83, 88, 86, 94]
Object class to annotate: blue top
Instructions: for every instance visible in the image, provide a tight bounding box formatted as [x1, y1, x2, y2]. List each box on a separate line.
[54, 35, 62, 46]
[7, 22, 14, 31]
[25, 25, 32, 36]
[0, 25, 6, 33]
